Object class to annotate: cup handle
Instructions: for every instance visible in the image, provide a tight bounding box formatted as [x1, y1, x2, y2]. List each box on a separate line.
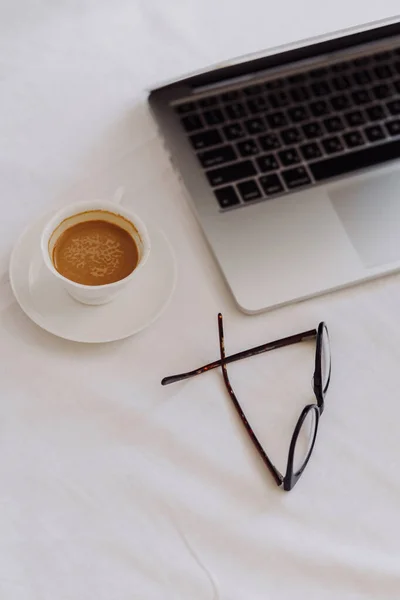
[112, 186, 125, 206]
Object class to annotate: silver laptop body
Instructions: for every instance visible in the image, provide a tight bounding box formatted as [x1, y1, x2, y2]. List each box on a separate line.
[149, 17, 400, 313]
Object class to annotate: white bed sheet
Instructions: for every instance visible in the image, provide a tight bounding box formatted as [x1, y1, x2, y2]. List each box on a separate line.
[1, 1, 400, 598]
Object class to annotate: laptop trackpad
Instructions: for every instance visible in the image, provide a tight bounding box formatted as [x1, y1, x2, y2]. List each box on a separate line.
[329, 170, 400, 268]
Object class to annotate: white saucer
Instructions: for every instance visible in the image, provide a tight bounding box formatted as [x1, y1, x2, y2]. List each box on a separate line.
[10, 213, 177, 343]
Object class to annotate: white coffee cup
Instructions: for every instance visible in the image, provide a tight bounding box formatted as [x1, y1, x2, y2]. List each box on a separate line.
[41, 199, 151, 305]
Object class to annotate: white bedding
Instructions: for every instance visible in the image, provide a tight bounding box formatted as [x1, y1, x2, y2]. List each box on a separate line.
[1, 1, 400, 598]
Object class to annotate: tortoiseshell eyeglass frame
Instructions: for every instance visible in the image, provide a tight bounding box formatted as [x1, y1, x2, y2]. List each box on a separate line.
[162, 314, 331, 491]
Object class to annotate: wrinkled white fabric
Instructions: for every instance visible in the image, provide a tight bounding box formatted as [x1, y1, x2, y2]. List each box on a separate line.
[1, 1, 400, 598]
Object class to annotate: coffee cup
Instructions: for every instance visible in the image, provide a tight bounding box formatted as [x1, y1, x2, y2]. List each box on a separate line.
[41, 200, 151, 305]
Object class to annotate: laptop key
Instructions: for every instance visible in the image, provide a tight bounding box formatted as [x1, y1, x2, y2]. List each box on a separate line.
[288, 73, 307, 84]
[225, 103, 246, 119]
[343, 130, 365, 149]
[331, 94, 351, 111]
[394, 80, 400, 94]
[366, 104, 386, 121]
[237, 180, 262, 201]
[237, 139, 259, 157]
[331, 76, 351, 91]
[323, 116, 344, 133]
[309, 68, 328, 78]
[278, 148, 301, 166]
[281, 127, 303, 145]
[309, 100, 330, 117]
[269, 91, 290, 108]
[387, 100, 400, 116]
[352, 89, 371, 104]
[256, 154, 279, 172]
[223, 123, 245, 141]
[364, 125, 386, 142]
[290, 86, 310, 102]
[288, 106, 309, 123]
[300, 142, 322, 160]
[302, 121, 323, 139]
[248, 96, 268, 114]
[322, 136, 344, 154]
[372, 84, 391, 100]
[214, 186, 241, 209]
[244, 117, 266, 135]
[190, 129, 222, 149]
[311, 81, 331, 96]
[375, 65, 393, 79]
[374, 51, 392, 62]
[265, 79, 285, 90]
[282, 166, 311, 189]
[244, 84, 262, 96]
[206, 160, 257, 186]
[386, 120, 400, 137]
[181, 114, 204, 132]
[199, 97, 219, 108]
[259, 173, 284, 195]
[344, 110, 365, 127]
[353, 70, 372, 85]
[198, 145, 237, 168]
[266, 111, 287, 128]
[204, 109, 225, 126]
[331, 62, 350, 72]
[175, 102, 196, 114]
[259, 133, 281, 150]
[221, 91, 240, 102]
[310, 139, 400, 181]
[353, 56, 371, 67]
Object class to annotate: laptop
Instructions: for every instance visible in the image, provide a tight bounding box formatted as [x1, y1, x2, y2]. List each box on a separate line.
[149, 17, 400, 313]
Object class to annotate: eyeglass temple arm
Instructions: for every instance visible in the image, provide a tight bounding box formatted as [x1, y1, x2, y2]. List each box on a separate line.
[217, 313, 283, 486]
[161, 327, 317, 386]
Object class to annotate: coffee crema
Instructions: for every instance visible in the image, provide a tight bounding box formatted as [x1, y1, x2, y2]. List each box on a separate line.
[52, 219, 139, 286]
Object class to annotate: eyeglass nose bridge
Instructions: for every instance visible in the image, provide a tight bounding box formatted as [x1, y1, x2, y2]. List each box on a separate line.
[311, 374, 325, 413]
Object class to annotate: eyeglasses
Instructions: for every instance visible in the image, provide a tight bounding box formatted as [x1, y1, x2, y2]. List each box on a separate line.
[162, 314, 331, 491]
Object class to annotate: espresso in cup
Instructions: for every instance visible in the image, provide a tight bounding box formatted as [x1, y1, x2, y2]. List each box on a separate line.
[52, 218, 139, 286]
[42, 204, 151, 305]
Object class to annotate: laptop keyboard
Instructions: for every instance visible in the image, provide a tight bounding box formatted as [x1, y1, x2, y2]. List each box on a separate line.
[174, 46, 400, 209]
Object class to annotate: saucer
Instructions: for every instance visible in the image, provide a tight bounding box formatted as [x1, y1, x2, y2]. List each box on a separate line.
[10, 213, 177, 343]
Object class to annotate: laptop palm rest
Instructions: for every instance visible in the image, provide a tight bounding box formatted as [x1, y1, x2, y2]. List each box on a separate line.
[329, 169, 400, 268]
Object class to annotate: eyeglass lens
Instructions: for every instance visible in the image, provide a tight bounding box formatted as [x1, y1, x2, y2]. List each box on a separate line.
[292, 407, 318, 474]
